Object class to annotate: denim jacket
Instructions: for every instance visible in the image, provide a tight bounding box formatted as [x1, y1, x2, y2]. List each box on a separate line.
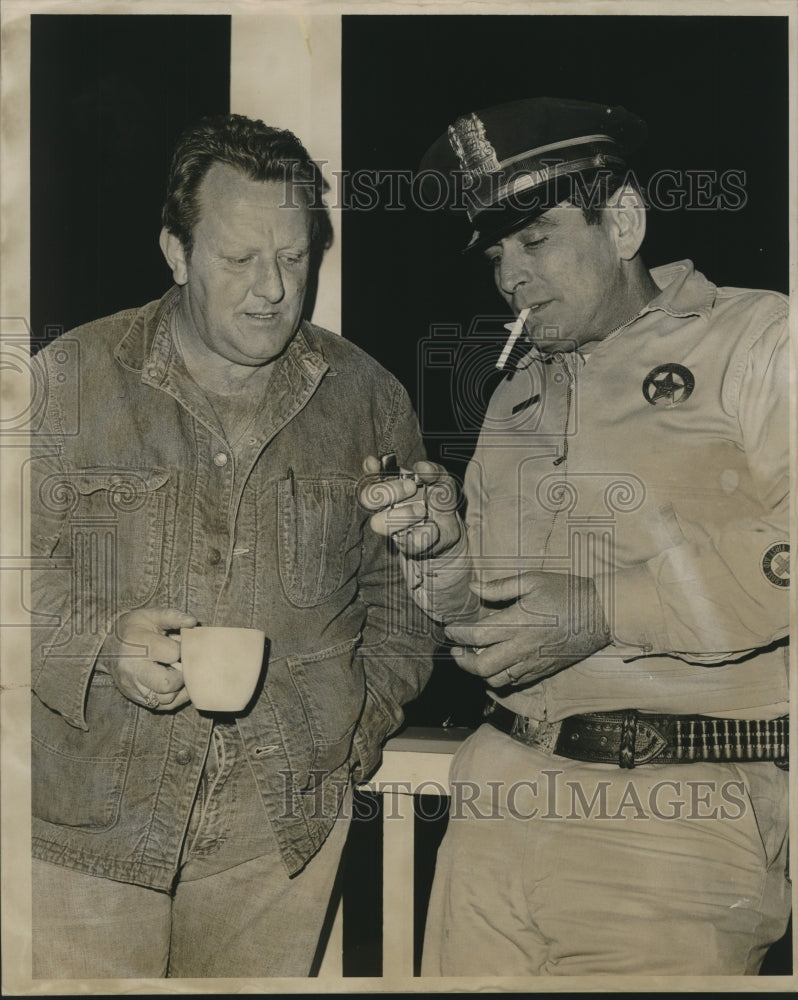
[30, 287, 435, 888]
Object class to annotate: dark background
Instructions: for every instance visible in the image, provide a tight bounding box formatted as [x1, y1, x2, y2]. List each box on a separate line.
[341, 15, 788, 468]
[30, 15, 231, 349]
[30, 11, 791, 977]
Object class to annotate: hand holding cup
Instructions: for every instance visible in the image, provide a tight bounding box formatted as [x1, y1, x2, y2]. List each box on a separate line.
[178, 626, 267, 712]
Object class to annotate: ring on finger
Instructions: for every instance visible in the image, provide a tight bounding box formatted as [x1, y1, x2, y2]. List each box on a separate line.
[144, 690, 160, 710]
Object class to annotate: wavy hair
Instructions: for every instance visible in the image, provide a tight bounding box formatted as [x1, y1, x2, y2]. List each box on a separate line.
[161, 114, 332, 255]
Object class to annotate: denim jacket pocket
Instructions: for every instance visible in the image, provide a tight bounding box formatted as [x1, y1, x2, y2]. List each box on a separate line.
[283, 637, 364, 788]
[32, 674, 137, 830]
[41, 467, 171, 609]
[278, 475, 361, 608]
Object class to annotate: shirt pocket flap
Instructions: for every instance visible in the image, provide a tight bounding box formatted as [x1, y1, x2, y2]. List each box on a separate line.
[71, 468, 170, 498]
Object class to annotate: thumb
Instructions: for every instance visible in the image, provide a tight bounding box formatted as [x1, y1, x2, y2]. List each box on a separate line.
[143, 608, 198, 632]
[469, 572, 531, 603]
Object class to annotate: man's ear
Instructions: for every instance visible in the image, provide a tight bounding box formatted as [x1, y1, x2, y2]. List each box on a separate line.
[605, 183, 647, 261]
[159, 228, 189, 285]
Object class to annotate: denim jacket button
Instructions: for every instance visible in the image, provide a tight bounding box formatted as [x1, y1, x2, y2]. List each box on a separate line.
[176, 749, 193, 765]
[213, 452, 228, 467]
[207, 547, 222, 566]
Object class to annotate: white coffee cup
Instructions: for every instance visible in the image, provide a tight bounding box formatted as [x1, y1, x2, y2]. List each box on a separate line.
[178, 626, 267, 712]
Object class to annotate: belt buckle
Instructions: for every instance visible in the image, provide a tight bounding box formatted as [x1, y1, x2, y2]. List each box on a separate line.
[623, 711, 671, 767]
[554, 711, 670, 767]
[618, 709, 638, 768]
[510, 714, 561, 754]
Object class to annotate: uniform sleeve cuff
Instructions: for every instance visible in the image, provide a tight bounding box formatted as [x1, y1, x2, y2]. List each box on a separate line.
[399, 533, 478, 623]
[417, 531, 471, 582]
[598, 563, 671, 656]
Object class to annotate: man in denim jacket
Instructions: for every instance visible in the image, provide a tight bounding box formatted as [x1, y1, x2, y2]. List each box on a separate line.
[30, 114, 434, 978]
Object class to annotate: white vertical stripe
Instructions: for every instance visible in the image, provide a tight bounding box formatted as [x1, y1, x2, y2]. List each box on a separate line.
[382, 790, 416, 978]
[0, 7, 30, 323]
[0, 9, 34, 993]
[231, 12, 341, 335]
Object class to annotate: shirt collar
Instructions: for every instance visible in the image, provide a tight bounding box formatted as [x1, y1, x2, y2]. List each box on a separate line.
[508, 258, 716, 372]
[114, 286, 180, 378]
[642, 259, 716, 322]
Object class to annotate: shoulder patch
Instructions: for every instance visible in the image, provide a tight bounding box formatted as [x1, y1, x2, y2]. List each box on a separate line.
[762, 542, 789, 588]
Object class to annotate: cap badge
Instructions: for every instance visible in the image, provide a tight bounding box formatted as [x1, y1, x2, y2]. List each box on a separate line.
[762, 542, 789, 588]
[447, 113, 501, 179]
[642, 364, 695, 407]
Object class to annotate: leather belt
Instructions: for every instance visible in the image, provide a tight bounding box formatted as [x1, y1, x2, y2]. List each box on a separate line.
[483, 700, 789, 769]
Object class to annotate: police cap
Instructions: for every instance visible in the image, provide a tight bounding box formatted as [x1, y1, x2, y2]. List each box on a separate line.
[420, 96, 647, 251]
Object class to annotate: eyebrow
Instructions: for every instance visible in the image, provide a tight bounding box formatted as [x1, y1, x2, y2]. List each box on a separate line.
[516, 215, 558, 237]
[484, 215, 558, 255]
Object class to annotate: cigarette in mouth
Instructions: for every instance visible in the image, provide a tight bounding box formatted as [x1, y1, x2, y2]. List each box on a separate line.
[496, 307, 530, 370]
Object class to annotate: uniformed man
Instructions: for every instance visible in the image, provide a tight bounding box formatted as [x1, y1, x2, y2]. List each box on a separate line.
[361, 97, 790, 976]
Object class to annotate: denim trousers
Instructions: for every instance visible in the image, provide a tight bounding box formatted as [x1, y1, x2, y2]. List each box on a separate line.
[422, 723, 791, 977]
[32, 722, 350, 979]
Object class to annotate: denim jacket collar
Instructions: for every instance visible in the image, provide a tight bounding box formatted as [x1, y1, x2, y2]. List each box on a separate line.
[113, 286, 331, 438]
